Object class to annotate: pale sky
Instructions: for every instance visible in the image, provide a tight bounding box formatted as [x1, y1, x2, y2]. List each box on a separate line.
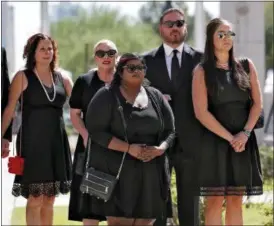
[4, 1, 220, 73]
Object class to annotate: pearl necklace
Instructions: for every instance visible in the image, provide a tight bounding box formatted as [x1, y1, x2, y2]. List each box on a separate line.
[34, 68, 56, 102]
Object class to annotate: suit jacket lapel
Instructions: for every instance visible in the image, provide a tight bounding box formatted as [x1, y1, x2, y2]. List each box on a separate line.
[175, 44, 194, 92]
[154, 45, 173, 90]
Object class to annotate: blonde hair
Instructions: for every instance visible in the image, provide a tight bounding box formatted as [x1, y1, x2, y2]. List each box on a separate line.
[93, 39, 118, 54]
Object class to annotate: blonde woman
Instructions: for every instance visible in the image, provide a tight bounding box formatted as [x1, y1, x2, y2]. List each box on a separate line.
[68, 39, 118, 225]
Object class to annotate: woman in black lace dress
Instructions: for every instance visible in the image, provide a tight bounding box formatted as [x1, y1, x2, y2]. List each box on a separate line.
[192, 18, 263, 225]
[68, 39, 118, 225]
[1, 33, 73, 225]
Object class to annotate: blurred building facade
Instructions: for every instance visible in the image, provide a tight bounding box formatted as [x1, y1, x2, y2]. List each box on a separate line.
[49, 2, 81, 23]
[1, 2, 15, 76]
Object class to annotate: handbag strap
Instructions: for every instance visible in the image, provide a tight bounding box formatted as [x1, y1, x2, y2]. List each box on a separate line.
[12, 74, 24, 157]
[114, 93, 128, 180]
[84, 136, 92, 171]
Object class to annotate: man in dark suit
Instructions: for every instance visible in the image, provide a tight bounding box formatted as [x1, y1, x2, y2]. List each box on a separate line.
[1, 47, 12, 158]
[142, 8, 203, 226]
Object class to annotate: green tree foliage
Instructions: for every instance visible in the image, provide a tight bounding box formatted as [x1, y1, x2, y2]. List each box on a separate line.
[265, 2, 273, 70]
[50, 4, 161, 80]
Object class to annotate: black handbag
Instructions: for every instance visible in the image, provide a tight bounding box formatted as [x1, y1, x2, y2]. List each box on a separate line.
[79, 93, 129, 202]
[240, 58, 264, 129]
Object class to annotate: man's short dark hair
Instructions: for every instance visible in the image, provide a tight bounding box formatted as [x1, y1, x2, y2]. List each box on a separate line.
[159, 8, 185, 24]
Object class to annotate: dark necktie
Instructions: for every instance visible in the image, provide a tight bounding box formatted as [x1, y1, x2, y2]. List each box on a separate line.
[171, 49, 180, 89]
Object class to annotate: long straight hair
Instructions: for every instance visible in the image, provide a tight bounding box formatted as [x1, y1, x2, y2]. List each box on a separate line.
[202, 18, 250, 96]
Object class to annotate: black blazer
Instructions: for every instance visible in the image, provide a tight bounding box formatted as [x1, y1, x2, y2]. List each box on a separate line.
[1, 47, 12, 141]
[143, 44, 203, 158]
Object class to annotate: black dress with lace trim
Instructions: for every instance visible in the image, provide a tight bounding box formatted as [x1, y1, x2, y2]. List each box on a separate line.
[196, 66, 263, 196]
[12, 69, 72, 199]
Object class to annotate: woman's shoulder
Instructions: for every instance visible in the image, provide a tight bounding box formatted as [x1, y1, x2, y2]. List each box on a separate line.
[144, 86, 165, 102]
[145, 86, 162, 96]
[53, 69, 73, 87]
[81, 68, 98, 80]
[73, 68, 97, 85]
[93, 85, 114, 101]
[12, 69, 29, 81]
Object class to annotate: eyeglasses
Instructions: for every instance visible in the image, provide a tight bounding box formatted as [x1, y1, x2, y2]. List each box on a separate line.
[162, 20, 185, 28]
[95, 49, 117, 58]
[123, 64, 147, 73]
[217, 31, 236, 40]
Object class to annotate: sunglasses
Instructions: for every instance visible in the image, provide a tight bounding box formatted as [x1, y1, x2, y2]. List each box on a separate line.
[217, 31, 236, 39]
[95, 49, 117, 58]
[162, 20, 185, 28]
[123, 64, 147, 73]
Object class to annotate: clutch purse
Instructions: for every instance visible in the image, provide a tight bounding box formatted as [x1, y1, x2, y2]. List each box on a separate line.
[240, 58, 264, 129]
[80, 93, 128, 202]
[8, 156, 24, 175]
[8, 76, 24, 175]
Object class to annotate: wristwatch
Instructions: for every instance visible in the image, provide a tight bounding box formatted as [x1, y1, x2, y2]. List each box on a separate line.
[242, 129, 252, 138]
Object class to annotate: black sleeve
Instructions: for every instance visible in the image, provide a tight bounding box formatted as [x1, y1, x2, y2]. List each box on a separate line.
[2, 48, 12, 141]
[85, 87, 114, 148]
[69, 76, 84, 109]
[152, 88, 175, 147]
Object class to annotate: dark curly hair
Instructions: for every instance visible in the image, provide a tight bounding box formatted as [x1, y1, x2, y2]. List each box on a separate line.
[202, 18, 250, 96]
[110, 53, 149, 87]
[23, 33, 58, 72]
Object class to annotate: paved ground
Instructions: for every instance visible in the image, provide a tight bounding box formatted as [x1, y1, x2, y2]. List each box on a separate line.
[1, 157, 16, 225]
[1, 135, 273, 224]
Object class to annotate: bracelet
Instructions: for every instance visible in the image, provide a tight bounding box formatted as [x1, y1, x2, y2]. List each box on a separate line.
[242, 129, 251, 138]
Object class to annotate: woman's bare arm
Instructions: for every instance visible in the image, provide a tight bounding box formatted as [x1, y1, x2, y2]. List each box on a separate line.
[192, 65, 234, 142]
[1, 71, 27, 137]
[61, 73, 73, 97]
[243, 59, 263, 131]
[70, 108, 89, 146]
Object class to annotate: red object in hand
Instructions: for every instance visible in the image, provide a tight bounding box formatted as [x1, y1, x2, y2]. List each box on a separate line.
[8, 156, 24, 175]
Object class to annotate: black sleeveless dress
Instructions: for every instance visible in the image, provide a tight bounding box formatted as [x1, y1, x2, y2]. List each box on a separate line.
[197, 67, 263, 196]
[12, 69, 72, 198]
[68, 70, 106, 222]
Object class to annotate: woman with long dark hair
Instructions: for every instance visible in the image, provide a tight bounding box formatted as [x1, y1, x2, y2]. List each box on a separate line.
[1, 33, 73, 225]
[192, 18, 263, 225]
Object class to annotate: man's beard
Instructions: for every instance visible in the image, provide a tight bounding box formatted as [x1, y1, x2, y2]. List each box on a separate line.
[162, 31, 186, 45]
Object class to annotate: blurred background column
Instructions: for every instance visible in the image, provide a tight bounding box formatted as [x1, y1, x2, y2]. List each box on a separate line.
[194, 1, 205, 51]
[1, 2, 15, 76]
[41, 1, 50, 35]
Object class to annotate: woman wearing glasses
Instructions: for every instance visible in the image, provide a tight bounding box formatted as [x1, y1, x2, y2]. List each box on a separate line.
[84, 53, 175, 225]
[192, 18, 263, 225]
[68, 39, 118, 225]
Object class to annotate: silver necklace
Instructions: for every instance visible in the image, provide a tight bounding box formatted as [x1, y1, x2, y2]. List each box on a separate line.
[34, 68, 56, 102]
